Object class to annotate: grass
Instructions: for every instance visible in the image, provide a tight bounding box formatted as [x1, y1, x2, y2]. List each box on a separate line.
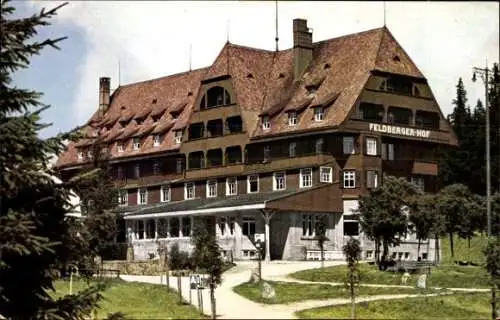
[52, 278, 205, 319]
[233, 280, 443, 304]
[441, 233, 488, 265]
[296, 292, 492, 319]
[290, 263, 491, 289]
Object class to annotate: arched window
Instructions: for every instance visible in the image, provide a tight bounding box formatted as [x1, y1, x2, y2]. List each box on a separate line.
[201, 86, 232, 109]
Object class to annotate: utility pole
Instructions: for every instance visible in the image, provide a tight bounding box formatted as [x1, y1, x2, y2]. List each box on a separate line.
[472, 61, 496, 320]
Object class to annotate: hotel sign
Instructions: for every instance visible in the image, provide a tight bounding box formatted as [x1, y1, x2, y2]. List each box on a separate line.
[369, 123, 431, 139]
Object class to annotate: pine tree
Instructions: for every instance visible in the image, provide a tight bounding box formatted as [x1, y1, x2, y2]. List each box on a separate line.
[439, 78, 475, 190]
[0, 1, 106, 318]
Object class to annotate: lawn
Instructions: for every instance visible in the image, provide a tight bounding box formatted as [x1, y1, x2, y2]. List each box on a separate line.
[52, 278, 204, 319]
[233, 280, 443, 304]
[441, 233, 488, 265]
[290, 263, 490, 289]
[296, 292, 491, 319]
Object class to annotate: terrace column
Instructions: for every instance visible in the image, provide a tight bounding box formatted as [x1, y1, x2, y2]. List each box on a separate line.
[260, 209, 275, 262]
[179, 217, 183, 238]
[142, 219, 147, 239]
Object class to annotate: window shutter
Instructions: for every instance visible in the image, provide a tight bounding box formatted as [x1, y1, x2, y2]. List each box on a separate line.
[355, 170, 361, 188]
[339, 170, 344, 188]
[365, 170, 370, 188]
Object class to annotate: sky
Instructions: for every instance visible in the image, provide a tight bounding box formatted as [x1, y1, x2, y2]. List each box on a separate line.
[12, 1, 500, 139]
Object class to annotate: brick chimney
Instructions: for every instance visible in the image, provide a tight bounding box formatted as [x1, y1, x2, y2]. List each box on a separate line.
[98, 77, 110, 115]
[293, 18, 313, 79]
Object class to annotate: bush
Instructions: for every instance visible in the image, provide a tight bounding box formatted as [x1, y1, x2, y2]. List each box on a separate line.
[98, 242, 128, 260]
[168, 243, 193, 270]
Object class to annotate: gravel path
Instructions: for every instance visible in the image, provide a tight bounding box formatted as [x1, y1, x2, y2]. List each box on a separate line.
[120, 261, 488, 319]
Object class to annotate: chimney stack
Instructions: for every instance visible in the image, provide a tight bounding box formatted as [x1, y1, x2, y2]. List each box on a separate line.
[99, 77, 110, 116]
[293, 18, 313, 79]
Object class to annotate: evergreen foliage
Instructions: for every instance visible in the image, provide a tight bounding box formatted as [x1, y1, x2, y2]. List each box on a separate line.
[0, 1, 107, 318]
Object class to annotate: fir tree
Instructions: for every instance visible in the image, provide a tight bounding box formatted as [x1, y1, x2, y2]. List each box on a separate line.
[0, 1, 107, 318]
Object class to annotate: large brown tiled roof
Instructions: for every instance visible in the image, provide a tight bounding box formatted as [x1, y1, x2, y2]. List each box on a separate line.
[56, 26, 428, 168]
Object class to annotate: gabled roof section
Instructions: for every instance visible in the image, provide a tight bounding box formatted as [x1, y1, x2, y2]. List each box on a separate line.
[252, 27, 385, 137]
[373, 26, 424, 78]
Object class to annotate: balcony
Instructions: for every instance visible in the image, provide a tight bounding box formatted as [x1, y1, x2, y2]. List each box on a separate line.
[185, 164, 245, 180]
[412, 160, 438, 176]
[245, 153, 333, 173]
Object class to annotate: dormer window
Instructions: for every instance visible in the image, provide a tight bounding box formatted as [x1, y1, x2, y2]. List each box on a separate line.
[136, 118, 143, 125]
[87, 150, 93, 159]
[174, 130, 182, 144]
[262, 116, 270, 130]
[153, 134, 161, 147]
[314, 107, 324, 122]
[288, 112, 297, 126]
[77, 150, 84, 160]
[133, 137, 140, 150]
[117, 142, 124, 153]
[200, 86, 232, 109]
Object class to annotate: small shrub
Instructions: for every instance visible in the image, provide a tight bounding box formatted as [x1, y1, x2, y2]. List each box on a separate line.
[98, 242, 128, 260]
[168, 243, 193, 271]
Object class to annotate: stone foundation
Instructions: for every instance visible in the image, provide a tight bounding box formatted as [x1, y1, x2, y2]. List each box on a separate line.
[102, 260, 165, 276]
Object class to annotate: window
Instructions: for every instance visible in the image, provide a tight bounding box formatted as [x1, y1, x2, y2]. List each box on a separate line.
[117, 166, 124, 180]
[247, 175, 259, 193]
[263, 145, 270, 162]
[273, 172, 286, 191]
[242, 216, 256, 237]
[153, 160, 160, 175]
[381, 143, 395, 160]
[161, 184, 171, 202]
[404, 252, 410, 260]
[87, 150, 93, 159]
[288, 111, 297, 126]
[133, 138, 140, 150]
[366, 137, 377, 156]
[228, 217, 235, 236]
[204, 86, 231, 108]
[117, 142, 124, 153]
[176, 158, 183, 173]
[174, 130, 182, 144]
[315, 138, 324, 154]
[289, 142, 296, 157]
[343, 136, 355, 155]
[169, 217, 180, 237]
[184, 182, 195, 200]
[302, 214, 324, 237]
[207, 180, 217, 198]
[366, 251, 373, 259]
[118, 190, 127, 206]
[411, 176, 425, 192]
[226, 177, 237, 196]
[134, 164, 140, 178]
[398, 252, 403, 260]
[300, 168, 313, 188]
[314, 107, 324, 121]
[422, 252, 428, 261]
[343, 170, 356, 188]
[153, 134, 161, 147]
[218, 217, 227, 236]
[182, 217, 191, 237]
[320, 166, 333, 183]
[262, 116, 270, 130]
[366, 170, 379, 189]
[146, 219, 155, 239]
[77, 151, 84, 160]
[137, 220, 144, 239]
[343, 219, 359, 236]
[157, 218, 168, 238]
[138, 188, 148, 204]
